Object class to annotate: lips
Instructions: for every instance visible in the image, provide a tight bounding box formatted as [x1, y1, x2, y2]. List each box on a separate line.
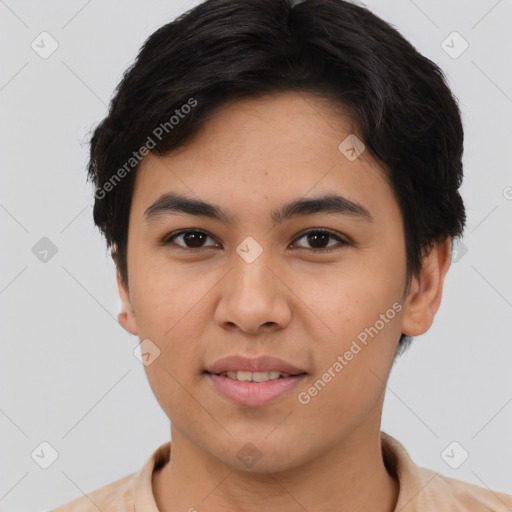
[204, 354, 307, 376]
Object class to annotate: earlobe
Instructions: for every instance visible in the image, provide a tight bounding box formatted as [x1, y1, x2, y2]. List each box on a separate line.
[116, 271, 139, 336]
[400, 238, 452, 337]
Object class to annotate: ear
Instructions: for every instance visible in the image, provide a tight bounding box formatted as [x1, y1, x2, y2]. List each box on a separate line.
[400, 237, 452, 337]
[114, 256, 139, 336]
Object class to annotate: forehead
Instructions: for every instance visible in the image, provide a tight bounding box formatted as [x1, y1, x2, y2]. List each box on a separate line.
[130, 91, 395, 223]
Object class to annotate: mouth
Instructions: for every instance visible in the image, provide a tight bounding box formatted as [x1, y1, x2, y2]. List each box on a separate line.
[204, 370, 308, 407]
[203, 354, 308, 406]
[204, 370, 307, 382]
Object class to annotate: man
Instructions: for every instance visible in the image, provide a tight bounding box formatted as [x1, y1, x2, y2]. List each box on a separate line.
[50, 0, 512, 510]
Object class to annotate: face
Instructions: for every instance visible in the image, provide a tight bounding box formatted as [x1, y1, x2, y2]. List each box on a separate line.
[117, 91, 449, 472]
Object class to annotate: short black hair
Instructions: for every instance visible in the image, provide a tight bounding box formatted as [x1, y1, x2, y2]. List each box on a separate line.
[87, 0, 466, 356]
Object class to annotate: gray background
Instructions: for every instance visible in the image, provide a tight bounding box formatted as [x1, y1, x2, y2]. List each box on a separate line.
[1, 0, 511, 510]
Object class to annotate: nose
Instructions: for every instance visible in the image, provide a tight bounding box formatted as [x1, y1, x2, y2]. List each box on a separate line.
[214, 247, 292, 334]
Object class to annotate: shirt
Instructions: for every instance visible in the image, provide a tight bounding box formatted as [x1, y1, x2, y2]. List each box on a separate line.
[48, 431, 512, 511]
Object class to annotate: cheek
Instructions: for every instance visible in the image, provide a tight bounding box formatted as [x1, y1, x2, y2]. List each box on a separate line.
[129, 258, 203, 337]
[299, 262, 403, 411]
[296, 308, 400, 437]
[130, 259, 223, 355]
[314, 259, 404, 341]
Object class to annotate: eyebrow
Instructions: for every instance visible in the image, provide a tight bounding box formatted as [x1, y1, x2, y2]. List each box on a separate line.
[143, 192, 373, 227]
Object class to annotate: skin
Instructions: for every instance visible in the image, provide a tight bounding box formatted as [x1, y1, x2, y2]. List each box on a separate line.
[116, 91, 452, 512]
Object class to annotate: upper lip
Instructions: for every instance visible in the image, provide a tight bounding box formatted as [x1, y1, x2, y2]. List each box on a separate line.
[205, 355, 307, 375]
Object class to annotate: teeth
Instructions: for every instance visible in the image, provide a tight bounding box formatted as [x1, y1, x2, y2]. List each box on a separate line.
[221, 370, 291, 382]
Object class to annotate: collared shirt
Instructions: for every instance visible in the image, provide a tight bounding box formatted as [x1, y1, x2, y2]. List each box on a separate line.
[48, 431, 512, 511]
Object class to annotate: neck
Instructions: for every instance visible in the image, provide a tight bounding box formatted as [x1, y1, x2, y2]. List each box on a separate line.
[153, 420, 399, 512]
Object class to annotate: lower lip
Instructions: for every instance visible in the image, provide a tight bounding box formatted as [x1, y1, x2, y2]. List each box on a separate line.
[206, 372, 307, 407]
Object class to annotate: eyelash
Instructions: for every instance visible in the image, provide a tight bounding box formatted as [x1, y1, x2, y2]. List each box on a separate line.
[160, 228, 349, 253]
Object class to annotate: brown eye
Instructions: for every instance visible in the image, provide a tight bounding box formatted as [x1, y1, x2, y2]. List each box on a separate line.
[292, 229, 348, 252]
[163, 230, 218, 249]
[162, 228, 348, 253]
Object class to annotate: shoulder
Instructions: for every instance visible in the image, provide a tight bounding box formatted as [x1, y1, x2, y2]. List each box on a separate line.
[417, 465, 512, 511]
[381, 432, 512, 511]
[48, 472, 135, 512]
[46, 441, 170, 512]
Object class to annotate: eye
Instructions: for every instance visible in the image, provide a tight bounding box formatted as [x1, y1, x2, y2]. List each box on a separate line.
[161, 229, 219, 250]
[161, 228, 348, 253]
[291, 229, 349, 253]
